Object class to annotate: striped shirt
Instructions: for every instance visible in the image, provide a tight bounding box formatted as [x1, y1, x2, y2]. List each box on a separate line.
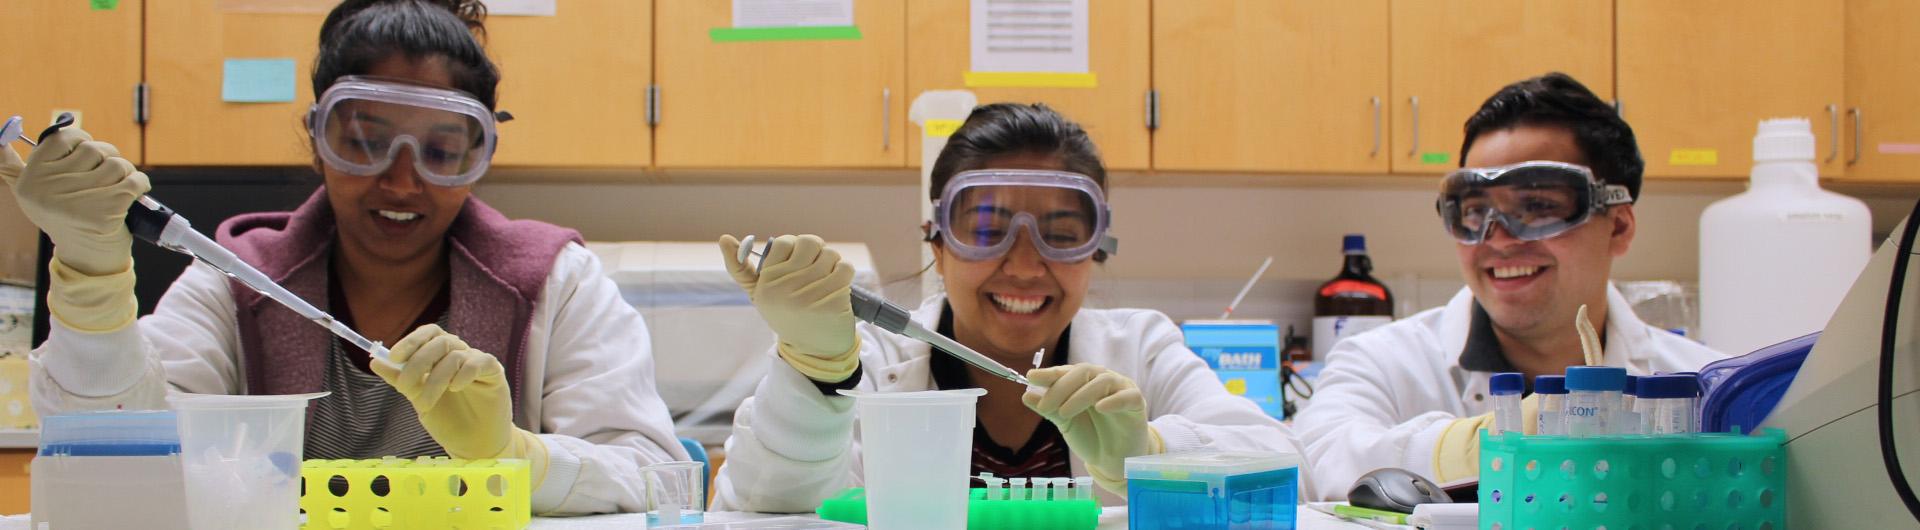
[303, 273, 450, 461]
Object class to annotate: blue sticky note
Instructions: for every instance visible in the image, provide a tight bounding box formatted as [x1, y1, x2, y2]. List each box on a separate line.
[222, 59, 297, 103]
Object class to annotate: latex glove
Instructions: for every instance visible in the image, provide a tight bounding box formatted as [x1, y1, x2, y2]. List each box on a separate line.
[1023, 364, 1164, 496]
[372, 324, 550, 483]
[1433, 394, 1541, 483]
[718, 234, 861, 382]
[1, 128, 149, 332]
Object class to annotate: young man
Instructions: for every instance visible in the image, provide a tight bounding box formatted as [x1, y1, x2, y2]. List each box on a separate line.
[1293, 73, 1725, 500]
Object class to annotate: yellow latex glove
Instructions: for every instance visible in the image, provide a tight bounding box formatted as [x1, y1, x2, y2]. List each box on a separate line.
[1433, 394, 1541, 483]
[372, 324, 549, 484]
[718, 234, 861, 382]
[1023, 364, 1164, 497]
[0, 127, 148, 332]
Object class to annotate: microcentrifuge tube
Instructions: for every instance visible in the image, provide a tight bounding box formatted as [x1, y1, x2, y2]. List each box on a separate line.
[1075, 477, 1093, 499]
[1010, 478, 1028, 500]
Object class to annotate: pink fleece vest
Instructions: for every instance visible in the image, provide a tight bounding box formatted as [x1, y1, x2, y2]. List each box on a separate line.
[216, 188, 581, 426]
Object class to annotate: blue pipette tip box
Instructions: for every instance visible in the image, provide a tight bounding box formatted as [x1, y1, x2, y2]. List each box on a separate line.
[1126, 451, 1302, 530]
[37, 410, 181, 457]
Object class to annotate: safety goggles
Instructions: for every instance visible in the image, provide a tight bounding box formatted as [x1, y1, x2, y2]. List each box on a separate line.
[308, 76, 500, 187]
[933, 169, 1118, 263]
[1436, 161, 1634, 244]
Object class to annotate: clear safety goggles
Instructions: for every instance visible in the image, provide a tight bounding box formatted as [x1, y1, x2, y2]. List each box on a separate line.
[1436, 161, 1634, 244]
[307, 76, 501, 187]
[933, 169, 1117, 263]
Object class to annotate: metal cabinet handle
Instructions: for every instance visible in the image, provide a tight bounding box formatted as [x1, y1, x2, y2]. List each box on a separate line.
[1850, 107, 1863, 165]
[1408, 96, 1420, 158]
[1370, 96, 1382, 157]
[1826, 104, 1839, 164]
[882, 88, 892, 151]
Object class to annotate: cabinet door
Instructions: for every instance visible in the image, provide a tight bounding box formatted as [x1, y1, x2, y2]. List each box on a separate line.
[1619, 0, 1844, 178]
[1390, 0, 1613, 174]
[0, 1, 144, 163]
[146, 3, 324, 166]
[906, 0, 1150, 170]
[488, 1, 652, 168]
[1843, 0, 1920, 182]
[1152, 0, 1389, 173]
[655, 1, 905, 168]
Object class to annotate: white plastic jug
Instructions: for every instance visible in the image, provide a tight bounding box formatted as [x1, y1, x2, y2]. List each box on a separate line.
[1700, 118, 1871, 356]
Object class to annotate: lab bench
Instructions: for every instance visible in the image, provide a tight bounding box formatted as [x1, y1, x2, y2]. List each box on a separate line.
[0, 507, 1383, 529]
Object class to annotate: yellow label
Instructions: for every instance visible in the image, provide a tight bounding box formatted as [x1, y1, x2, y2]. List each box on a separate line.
[1224, 378, 1247, 396]
[923, 119, 963, 138]
[1669, 148, 1719, 166]
[963, 71, 1099, 88]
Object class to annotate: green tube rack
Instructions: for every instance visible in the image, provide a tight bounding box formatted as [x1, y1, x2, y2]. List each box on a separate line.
[300, 457, 531, 530]
[1478, 429, 1787, 530]
[817, 486, 1099, 530]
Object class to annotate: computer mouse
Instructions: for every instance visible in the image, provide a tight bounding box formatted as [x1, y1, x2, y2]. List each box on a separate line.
[1347, 467, 1453, 514]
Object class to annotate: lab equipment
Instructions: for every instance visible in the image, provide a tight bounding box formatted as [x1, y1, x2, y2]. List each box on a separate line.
[1330, 504, 1408, 525]
[1564, 366, 1626, 437]
[644, 460, 709, 526]
[737, 235, 1029, 385]
[1535, 375, 1568, 436]
[1347, 467, 1449, 514]
[1312, 234, 1393, 361]
[1126, 450, 1301, 530]
[1435, 160, 1634, 244]
[31, 410, 190, 530]
[838, 388, 987, 530]
[308, 76, 505, 187]
[1699, 333, 1814, 435]
[816, 474, 1100, 529]
[168, 392, 326, 530]
[1405, 503, 1478, 530]
[300, 456, 530, 530]
[1701, 118, 1871, 357]
[1477, 429, 1786, 530]
[1488, 372, 1522, 435]
[1180, 320, 1284, 418]
[1617, 280, 1698, 337]
[1220, 256, 1273, 319]
[0, 115, 25, 147]
[655, 517, 865, 530]
[1637, 374, 1700, 435]
[931, 169, 1117, 263]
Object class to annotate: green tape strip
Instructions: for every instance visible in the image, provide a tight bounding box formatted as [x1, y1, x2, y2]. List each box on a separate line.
[1421, 152, 1451, 164]
[90, 0, 119, 10]
[710, 25, 862, 42]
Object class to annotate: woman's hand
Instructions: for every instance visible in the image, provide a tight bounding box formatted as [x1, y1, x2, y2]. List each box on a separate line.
[1023, 363, 1163, 496]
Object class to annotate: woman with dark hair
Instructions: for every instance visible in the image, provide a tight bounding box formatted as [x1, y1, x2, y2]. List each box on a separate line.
[710, 103, 1302, 511]
[0, 0, 684, 515]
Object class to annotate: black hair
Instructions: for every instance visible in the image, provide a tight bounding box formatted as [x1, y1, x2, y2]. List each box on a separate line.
[312, 0, 500, 110]
[1460, 72, 1643, 200]
[929, 103, 1108, 202]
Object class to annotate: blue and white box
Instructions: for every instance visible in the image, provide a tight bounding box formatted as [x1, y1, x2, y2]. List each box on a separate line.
[1181, 320, 1283, 419]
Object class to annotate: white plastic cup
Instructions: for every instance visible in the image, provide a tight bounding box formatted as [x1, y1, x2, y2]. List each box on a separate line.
[643, 460, 707, 526]
[167, 392, 326, 530]
[840, 388, 986, 530]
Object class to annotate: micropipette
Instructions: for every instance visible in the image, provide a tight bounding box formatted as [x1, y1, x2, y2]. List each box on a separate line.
[22, 113, 393, 362]
[736, 235, 1030, 385]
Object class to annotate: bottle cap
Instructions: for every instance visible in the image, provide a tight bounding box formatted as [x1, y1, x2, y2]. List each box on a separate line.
[1637, 374, 1702, 399]
[1535, 375, 1567, 395]
[1566, 366, 1628, 391]
[1754, 118, 1815, 163]
[1624, 375, 1640, 397]
[1489, 372, 1523, 396]
[1343, 234, 1366, 254]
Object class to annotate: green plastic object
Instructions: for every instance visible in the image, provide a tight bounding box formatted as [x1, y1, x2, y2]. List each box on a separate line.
[817, 487, 1098, 530]
[1478, 429, 1787, 530]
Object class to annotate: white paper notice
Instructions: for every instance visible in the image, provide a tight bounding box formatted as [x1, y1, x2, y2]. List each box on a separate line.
[970, 0, 1089, 74]
[482, 0, 556, 17]
[733, 0, 855, 28]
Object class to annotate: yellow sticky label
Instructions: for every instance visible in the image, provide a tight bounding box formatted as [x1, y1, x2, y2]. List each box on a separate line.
[963, 71, 1099, 89]
[1669, 148, 1719, 166]
[923, 119, 963, 138]
[1224, 378, 1247, 396]
[0, 358, 37, 430]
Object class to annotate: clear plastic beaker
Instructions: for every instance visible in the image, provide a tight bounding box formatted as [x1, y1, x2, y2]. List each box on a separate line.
[839, 388, 986, 530]
[645, 460, 708, 526]
[168, 392, 326, 530]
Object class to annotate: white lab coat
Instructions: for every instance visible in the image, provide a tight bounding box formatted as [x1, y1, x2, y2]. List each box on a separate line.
[1293, 285, 1725, 501]
[28, 243, 689, 515]
[711, 296, 1305, 512]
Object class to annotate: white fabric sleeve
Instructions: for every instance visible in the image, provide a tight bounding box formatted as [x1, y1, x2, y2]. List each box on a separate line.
[1294, 336, 1459, 501]
[525, 245, 689, 516]
[31, 260, 243, 414]
[710, 351, 864, 513]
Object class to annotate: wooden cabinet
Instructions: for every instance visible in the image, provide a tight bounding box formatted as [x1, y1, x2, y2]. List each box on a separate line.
[1618, 0, 1844, 179]
[1151, 0, 1389, 174]
[1842, 0, 1920, 182]
[0, 1, 145, 163]
[487, 1, 652, 168]
[145, 3, 323, 166]
[1390, 0, 1614, 175]
[654, 1, 905, 168]
[906, 0, 1150, 170]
